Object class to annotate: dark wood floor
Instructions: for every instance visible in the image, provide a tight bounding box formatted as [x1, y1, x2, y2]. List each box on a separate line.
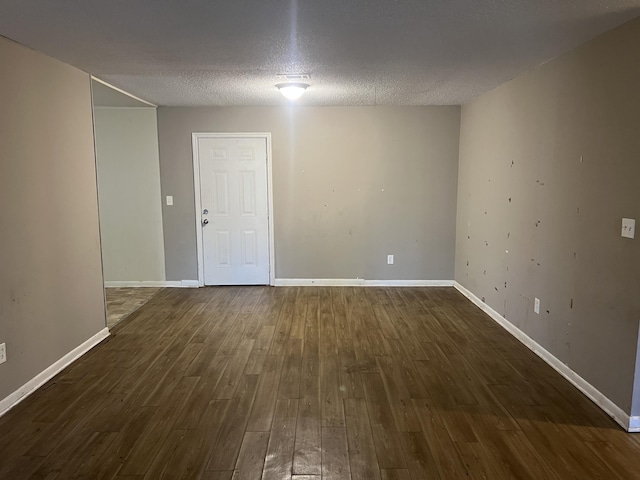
[1, 287, 639, 479]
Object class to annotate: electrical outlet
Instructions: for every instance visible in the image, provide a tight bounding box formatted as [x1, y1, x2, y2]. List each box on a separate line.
[534, 298, 540, 315]
[0, 343, 6, 364]
[622, 218, 635, 239]
[166, 195, 174, 206]
[387, 254, 394, 265]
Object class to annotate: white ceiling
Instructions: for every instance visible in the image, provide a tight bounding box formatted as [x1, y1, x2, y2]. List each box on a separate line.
[1, 1, 639, 107]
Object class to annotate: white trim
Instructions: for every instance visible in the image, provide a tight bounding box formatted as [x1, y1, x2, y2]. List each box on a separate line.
[274, 278, 365, 287]
[93, 106, 156, 110]
[629, 416, 640, 433]
[192, 133, 204, 286]
[454, 282, 634, 432]
[105, 281, 168, 288]
[266, 134, 275, 286]
[364, 280, 454, 287]
[0, 328, 110, 418]
[104, 280, 198, 288]
[91, 76, 157, 107]
[192, 133, 275, 287]
[273, 278, 454, 287]
[175, 280, 200, 288]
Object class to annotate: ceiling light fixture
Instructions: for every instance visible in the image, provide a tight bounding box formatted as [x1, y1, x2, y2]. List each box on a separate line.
[277, 82, 309, 100]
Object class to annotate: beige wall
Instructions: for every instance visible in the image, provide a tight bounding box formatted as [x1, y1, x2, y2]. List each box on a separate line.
[95, 107, 166, 283]
[0, 37, 106, 401]
[157, 106, 461, 282]
[456, 18, 640, 414]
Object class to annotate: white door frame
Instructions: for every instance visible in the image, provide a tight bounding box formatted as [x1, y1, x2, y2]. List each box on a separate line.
[192, 132, 275, 286]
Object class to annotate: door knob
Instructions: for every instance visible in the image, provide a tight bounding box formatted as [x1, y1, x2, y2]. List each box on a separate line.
[202, 219, 209, 226]
[203, 209, 209, 214]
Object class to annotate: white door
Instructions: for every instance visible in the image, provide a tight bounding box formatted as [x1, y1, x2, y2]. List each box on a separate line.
[197, 136, 270, 285]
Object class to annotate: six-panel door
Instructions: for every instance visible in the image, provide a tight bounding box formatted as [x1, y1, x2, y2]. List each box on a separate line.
[198, 136, 269, 285]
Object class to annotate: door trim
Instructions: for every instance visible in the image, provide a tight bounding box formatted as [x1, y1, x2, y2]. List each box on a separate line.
[192, 132, 275, 286]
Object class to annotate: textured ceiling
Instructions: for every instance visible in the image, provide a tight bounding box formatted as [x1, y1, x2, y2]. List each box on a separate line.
[1, 1, 639, 106]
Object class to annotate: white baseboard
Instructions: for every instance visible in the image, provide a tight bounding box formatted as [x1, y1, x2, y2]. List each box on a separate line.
[629, 417, 640, 433]
[0, 328, 110, 418]
[273, 278, 454, 287]
[167, 280, 200, 288]
[364, 280, 454, 287]
[104, 281, 167, 287]
[274, 278, 363, 286]
[454, 282, 634, 432]
[106, 279, 454, 288]
[105, 280, 199, 288]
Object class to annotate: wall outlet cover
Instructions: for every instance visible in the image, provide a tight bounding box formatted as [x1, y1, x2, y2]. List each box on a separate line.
[387, 255, 394, 265]
[0, 343, 6, 364]
[622, 218, 635, 239]
[534, 298, 540, 315]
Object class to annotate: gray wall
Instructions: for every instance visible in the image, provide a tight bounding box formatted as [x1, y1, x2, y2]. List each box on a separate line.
[456, 17, 640, 414]
[0, 36, 106, 400]
[157, 106, 461, 281]
[95, 107, 166, 283]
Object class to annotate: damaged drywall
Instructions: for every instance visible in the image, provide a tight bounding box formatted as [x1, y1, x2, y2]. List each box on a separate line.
[455, 18, 640, 415]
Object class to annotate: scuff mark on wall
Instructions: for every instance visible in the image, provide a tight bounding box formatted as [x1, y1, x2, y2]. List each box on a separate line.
[454, 16, 640, 414]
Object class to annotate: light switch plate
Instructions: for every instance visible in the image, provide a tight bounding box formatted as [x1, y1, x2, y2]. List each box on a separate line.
[622, 218, 635, 239]
[166, 196, 173, 206]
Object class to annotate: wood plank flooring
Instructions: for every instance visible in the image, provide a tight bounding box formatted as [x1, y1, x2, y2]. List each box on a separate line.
[1, 286, 639, 479]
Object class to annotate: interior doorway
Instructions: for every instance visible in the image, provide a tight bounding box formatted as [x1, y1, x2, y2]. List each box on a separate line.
[92, 78, 166, 328]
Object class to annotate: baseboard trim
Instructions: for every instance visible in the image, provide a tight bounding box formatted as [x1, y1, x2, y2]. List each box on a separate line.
[273, 278, 454, 287]
[629, 416, 640, 433]
[274, 278, 364, 286]
[0, 327, 110, 418]
[364, 280, 455, 287]
[168, 280, 200, 288]
[105, 281, 167, 287]
[105, 280, 199, 288]
[106, 279, 455, 288]
[454, 282, 633, 432]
